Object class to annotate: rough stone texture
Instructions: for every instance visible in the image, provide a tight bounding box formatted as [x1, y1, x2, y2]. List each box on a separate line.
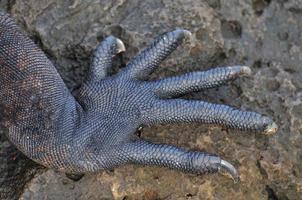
[0, 0, 301, 199]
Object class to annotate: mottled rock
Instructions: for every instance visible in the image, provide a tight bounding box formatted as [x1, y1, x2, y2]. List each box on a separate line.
[0, 0, 301, 199]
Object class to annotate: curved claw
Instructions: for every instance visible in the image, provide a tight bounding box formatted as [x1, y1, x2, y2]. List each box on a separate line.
[219, 159, 240, 183]
[263, 121, 278, 135]
[239, 65, 252, 76]
[88, 36, 126, 81]
[115, 37, 126, 53]
[180, 29, 193, 42]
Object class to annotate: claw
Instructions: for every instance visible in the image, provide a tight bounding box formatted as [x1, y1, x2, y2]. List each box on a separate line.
[115, 38, 126, 53]
[219, 159, 240, 183]
[239, 66, 252, 76]
[103, 36, 125, 54]
[228, 65, 251, 77]
[263, 121, 278, 135]
[182, 29, 192, 41]
[174, 29, 192, 42]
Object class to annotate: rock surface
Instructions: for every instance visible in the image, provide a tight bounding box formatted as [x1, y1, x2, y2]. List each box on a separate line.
[0, 0, 302, 199]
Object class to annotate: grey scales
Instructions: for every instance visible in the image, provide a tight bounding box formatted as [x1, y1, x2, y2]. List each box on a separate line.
[0, 12, 278, 183]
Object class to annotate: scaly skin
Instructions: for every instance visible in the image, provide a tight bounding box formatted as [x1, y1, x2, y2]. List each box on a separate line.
[0, 12, 277, 182]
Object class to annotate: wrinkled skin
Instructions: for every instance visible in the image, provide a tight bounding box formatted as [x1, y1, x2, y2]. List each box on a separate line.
[0, 12, 277, 182]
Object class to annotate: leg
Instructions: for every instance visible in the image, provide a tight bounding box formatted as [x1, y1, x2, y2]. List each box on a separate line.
[143, 100, 277, 135]
[88, 36, 125, 81]
[153, 66, 251, 98]
[125, 29, 192, 80]
[118, 140, 239, 181]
